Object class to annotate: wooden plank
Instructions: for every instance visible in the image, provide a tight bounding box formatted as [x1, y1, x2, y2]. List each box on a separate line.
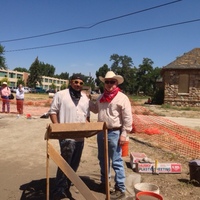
[48, 131, 99, 139]
[103, 126, 110, 200]
[47, 122, 105, 139]
[48, 142, 98, 200]
[46, 139, 50, 200]
[48, 122, 105, 132]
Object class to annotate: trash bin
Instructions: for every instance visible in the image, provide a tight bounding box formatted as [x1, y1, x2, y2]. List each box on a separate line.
[189, 159, 200, 184]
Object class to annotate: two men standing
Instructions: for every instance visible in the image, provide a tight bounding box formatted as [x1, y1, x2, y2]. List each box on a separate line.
[49, 71, 132, 200]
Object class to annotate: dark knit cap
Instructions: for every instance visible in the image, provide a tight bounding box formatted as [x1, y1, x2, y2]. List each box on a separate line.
[70, 73, 84, 81]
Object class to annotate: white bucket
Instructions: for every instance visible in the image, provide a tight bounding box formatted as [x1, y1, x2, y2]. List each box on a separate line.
[134, 182, 160, 195]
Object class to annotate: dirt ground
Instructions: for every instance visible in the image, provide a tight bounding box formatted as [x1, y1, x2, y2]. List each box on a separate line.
[0, 103, 200, 200]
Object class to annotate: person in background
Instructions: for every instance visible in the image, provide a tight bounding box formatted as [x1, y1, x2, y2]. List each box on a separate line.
[48, 73, 90, 200]
[89, 71, 133, 200]
[16, 84, 24, 115]
[0, 82, 11, 113]
[144, 97, 152, 104]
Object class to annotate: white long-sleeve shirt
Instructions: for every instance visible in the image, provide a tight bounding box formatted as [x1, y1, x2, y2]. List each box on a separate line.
[49, 89, 90, 140]
[16, 87, 24, 99]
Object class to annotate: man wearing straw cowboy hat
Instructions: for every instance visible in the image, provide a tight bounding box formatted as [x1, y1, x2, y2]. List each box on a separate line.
[89, 71, 132, 199]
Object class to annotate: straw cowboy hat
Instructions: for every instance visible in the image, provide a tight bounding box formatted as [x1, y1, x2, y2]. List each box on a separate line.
[99, 71, 124, 85]
[2, 82, 7, 85]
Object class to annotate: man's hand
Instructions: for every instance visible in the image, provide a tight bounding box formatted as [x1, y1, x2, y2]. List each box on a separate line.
[119, 135, 126, 146]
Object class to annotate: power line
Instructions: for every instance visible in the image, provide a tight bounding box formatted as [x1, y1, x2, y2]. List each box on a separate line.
[1, 0, 182, 43]
[5, 18, 200, 52]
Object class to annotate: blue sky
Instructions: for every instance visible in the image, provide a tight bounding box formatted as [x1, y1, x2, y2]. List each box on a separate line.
[1, 0, 200, 78]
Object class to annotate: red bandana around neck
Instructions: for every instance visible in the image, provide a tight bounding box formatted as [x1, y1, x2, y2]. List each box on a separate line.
[100, 87, 120, 103]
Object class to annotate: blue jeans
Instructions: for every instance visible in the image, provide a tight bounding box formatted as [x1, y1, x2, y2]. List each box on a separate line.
[54, 139, 84, 193]
[97, 130, 126, 192]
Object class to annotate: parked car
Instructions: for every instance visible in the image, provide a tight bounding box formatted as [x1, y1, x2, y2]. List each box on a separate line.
[24, 87, 30, 93]
[9, 87, 17, 93]
[46, 89, 56, 94]
[29, 88, 36, 93]
[35, 87, 46, 93]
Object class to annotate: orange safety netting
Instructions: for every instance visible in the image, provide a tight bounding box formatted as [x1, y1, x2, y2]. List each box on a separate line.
[131, 105, 200, 159]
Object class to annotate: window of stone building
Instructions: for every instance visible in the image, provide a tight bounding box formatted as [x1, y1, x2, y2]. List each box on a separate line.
[178, 74, 189, 93]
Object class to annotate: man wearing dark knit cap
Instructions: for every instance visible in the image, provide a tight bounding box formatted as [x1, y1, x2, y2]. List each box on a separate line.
[49, 73, 90, 200]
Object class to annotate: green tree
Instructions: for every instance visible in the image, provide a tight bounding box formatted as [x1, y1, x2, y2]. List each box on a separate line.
[135, 58, 154, 95]
[49, 82, 56, 90]
[17, 78, 25, 86]
[95, 55, 162, 96]
[81, 74, 96, 91]
[56, 72, 69, 79]
[0, 45, 6, 69]
[150, 67, 162, 95]
[126, 67, 138, 94]
[0, 77, 9, 85]
[60, 83, 67, 90]
[86, 76, 96, 91]
[110, 54, 135, 94]
[13, 67, 29, 73]
[95, 64, 110, 92]
[26, 57, 42, 88]
[40, 62, 55, 77]
[110, 54, 122, 74]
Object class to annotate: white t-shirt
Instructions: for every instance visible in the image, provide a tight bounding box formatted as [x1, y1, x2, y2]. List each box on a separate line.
[16, 87, 24, 99]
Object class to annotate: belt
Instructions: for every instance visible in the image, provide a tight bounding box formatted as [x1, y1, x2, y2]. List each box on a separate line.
[108, 127, 121, 131]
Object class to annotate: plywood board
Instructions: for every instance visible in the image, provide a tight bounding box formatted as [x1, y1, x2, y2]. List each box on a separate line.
[46, 122, 105, 139]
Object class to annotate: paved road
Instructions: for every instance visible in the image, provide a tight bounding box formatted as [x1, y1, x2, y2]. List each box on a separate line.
[165, 116, 200, 130]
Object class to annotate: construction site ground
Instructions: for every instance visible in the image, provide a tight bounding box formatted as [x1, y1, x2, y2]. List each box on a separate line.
[0, 98, 200, 200]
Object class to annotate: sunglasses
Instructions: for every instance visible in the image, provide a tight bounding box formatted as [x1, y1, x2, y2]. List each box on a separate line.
[105, 80, 116, 84]
[73, 80, 84, 85]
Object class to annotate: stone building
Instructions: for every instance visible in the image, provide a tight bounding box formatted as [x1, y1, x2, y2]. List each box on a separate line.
[161, 48, 200, 107]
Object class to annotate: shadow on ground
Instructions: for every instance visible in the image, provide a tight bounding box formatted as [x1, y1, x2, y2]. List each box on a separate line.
[20, 176, 103, 200]
[20, 178, 53, 200]
[178, 178, 200, 187]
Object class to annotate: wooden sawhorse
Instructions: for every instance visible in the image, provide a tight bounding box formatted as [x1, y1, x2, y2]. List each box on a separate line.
[45, 122, 110, 200]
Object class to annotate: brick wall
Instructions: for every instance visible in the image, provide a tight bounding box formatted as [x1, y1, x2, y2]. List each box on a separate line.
[163, 70, 200, 107]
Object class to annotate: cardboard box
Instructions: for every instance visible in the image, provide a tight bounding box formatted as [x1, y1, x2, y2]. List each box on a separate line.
[130, 152, 147, 169]
[136, 162, 182, 173]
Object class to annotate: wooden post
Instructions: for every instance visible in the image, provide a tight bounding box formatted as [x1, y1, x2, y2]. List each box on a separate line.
[46, 138, 50, 200]
[104, 124, 110, 200]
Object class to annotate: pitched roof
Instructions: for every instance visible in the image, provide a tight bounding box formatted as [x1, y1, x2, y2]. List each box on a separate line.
[163, 48, 200, 70]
